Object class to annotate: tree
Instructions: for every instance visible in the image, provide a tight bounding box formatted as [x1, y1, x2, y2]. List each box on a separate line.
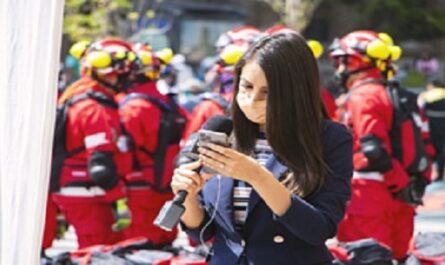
[365, 0, 445, 40]
[262, 0, 323, 32]
[332, 0, 445, 40]
[64, 0, 133, 41]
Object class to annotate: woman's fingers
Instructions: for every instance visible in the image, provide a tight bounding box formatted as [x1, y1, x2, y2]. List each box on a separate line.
[200, 154, 226, 171]
[171, 166, 205, 194]
[205, 143, 230, 155]
[198, 147, 228, 164]
[179, 159, 203, 171]
[175, 168, 204, 187]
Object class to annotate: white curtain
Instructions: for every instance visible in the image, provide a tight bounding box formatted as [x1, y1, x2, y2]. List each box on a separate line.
[0, 0, 65, 264]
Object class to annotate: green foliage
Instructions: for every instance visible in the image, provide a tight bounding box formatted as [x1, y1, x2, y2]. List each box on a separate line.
[263, 0, 323, 31]
[334, 0, 445, 40]
[64, 0, 133, 41]
[400, 71, 428, 88]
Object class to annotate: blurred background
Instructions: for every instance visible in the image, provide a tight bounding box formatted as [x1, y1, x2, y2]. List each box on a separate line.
[47, 0, 445, 262]
[61, 0, 445, 90]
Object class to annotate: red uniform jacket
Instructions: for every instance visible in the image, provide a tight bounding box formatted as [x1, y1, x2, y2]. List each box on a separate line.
[59, 78, 130, 202]
[119, 82, 189, 189]
[343, 76, 410, 191]
[182, 92, 232, 140]
[321, 88, 338, 120]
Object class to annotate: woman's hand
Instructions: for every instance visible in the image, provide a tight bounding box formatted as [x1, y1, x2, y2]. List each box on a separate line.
[171, 160, 205, 197]
[171, 160, 207, 229]
[198, 143, 267, 184]
[199, 143, 292, 216]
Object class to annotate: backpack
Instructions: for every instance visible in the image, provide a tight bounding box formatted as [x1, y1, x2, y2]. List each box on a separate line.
[386, 82, 430, 175]
[50, 90, 118, 193]
[119, 93, 187, 191]
[330, 238, 393, 265]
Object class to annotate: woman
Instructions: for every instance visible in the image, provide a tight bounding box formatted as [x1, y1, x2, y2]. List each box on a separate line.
[172, 32, 353, 265]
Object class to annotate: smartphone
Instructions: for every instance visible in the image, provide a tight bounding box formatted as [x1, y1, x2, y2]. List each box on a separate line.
[198, 129, 230, 174]
[198, 129, 229, 147]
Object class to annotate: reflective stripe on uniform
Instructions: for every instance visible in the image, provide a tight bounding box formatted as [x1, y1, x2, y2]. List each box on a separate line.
[411, 112, 430, 132]
[71, 170, 87, 177]
[84, 132, 109, 148]
[352, 171, 384, 182]
[59, 186, 106, 197]
[425, 110, 445, 118]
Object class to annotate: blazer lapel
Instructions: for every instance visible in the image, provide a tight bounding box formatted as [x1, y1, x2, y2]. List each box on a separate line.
[246, 154, 289, 215]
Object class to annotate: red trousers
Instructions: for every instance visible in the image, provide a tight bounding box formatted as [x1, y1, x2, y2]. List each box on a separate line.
[42, 194, 58, 250]
[53, 194, 121, 249]
[337, 179, 415, 260]
[123, 188, 177, 246]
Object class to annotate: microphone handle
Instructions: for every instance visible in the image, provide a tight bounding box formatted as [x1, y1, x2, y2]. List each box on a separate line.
[173, 190, 188, 204]
[172, 165, 202, 205]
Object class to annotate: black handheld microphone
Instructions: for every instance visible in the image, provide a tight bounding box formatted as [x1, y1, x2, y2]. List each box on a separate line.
[154, 115, 233, 231]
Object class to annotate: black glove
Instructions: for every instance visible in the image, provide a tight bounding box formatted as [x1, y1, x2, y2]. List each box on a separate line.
[395, 175, 428, 206]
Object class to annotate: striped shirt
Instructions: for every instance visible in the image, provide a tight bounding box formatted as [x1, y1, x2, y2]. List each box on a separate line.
[233, 134, 273, 232]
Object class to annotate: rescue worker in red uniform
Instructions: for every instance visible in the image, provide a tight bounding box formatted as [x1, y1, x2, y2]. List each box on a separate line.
[329, 30, 418, 262]
[41, 196, 58, 254]
[118, 43, 188, 246]
[52, 38, 134, 249]
[42, 41, 92, 254]
[182, 27, 261, 140]
[418, 79, 445, 181]
[321, 88, 338, 120]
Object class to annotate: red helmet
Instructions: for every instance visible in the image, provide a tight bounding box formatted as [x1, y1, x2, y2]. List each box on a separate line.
[131, 43, 161, 80]
[264, 25, 296, 35]
[329, 30, 392, 71]
[215, 26, 262, 50]
[81, 38, 136, 77]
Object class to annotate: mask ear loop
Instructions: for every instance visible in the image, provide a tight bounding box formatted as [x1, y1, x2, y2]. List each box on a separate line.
[199, 175, 222, 257]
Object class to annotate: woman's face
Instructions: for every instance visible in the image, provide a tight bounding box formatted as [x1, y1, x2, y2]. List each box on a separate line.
[237, 61, 268, 125]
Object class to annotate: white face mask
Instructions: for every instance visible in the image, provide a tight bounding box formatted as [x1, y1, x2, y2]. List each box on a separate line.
[236, 92, 267, 124]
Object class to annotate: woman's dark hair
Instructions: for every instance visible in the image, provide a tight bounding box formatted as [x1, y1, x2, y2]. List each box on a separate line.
[232, 32, 329, 197]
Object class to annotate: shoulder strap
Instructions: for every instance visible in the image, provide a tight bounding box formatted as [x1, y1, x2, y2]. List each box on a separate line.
[66, 90, 118, 108]
[63, 90, 117, 156]
[119, 92, 171, 112]
[86, 90, 118, 109]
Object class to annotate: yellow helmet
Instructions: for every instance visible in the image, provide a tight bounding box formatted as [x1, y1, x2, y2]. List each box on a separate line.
[219, 44, 247, 66]
[132, 43, 161, 80]
[80, 38, 135, 76]
[378, 32, 394, 46]
[155, 48, 174, 64]
[307, 40, 324, 59]
[69, 40, 90, 60]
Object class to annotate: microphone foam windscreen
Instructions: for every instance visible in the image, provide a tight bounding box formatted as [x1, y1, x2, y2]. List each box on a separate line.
[202, 115, 233, 136]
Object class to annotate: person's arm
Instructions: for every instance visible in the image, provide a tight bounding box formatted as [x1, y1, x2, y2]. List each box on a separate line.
[271, 126, 352, 246]
[245, 166, 292, 216]
[199, 145, 291, 215]
[171, 161, 205, 229]
[349, 90, 410, 192]
[199, 123, 353, 246]
[171, 161, 216, 241]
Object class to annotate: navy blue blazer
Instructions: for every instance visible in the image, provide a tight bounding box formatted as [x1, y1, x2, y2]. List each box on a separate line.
[183, 120, 353, 265]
